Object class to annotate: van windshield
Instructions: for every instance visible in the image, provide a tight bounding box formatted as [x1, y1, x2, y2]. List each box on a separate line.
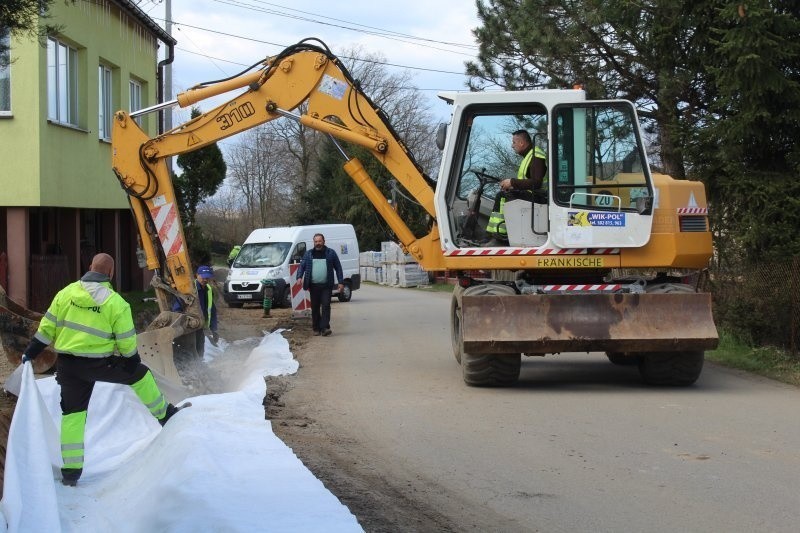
[232, 242, 291, 268]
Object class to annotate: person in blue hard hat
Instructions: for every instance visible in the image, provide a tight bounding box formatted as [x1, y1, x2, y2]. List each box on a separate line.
[192, 265, 219, 357]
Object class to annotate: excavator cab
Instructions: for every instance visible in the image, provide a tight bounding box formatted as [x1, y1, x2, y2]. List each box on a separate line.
[438, 91, 655, 253]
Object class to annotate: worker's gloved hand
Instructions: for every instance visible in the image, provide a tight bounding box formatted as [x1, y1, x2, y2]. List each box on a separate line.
[210, 331, 219, 346]
[21, 353, 36, 364]
[122, 353, 142, 373]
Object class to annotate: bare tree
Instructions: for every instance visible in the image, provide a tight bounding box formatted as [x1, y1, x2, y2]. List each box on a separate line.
[195, 186, 249, 246]
[338, 45, 441, 176]
[226, 126, 295, 228]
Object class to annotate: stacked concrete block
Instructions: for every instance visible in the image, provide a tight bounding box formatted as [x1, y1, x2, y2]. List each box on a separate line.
[357, 241, 429, 288]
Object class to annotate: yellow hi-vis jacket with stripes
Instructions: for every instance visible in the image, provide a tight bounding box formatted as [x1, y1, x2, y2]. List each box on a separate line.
[34, 277, 137, 358]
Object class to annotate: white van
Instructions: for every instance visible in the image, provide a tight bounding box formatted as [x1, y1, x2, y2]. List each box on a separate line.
[223, 224, 361, 308]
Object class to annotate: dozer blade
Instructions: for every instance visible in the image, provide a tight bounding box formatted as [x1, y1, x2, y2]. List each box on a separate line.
[0, 285, 57, 374]
[461, 292, 718, 354]
[137, 311, 202, 386]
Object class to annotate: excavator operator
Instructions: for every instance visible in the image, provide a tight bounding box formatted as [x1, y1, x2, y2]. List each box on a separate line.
[485, 129, 547, 245]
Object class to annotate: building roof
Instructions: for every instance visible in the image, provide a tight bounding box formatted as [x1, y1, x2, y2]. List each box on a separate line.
[115, 0, 177, 46]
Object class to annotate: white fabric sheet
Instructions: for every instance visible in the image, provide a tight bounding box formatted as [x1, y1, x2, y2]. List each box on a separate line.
[1, 331, 362, 532]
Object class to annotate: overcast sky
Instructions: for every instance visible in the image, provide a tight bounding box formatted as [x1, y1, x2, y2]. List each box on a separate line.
[139, 0, 482, 123]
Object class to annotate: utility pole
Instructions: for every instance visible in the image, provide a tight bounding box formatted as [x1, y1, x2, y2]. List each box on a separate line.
[165, 0, 173, 133]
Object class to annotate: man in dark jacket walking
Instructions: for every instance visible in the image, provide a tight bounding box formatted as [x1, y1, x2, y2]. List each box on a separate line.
[296, 233, 343, 336]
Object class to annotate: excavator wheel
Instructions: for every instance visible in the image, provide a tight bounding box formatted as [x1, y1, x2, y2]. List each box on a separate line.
[638, 351, 704, 386]
[636, 283, 706, 386]
[455, 283, 521, 387]
[450, 285, 465, 364]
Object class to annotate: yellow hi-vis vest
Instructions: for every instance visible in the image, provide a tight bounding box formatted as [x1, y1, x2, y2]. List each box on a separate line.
[487, 147, 547, 236]
[518, 146, 548, 185]
[34, 280, 138, 358]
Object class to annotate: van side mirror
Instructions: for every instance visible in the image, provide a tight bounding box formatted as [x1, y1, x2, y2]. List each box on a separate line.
[435, 123, 448, 151]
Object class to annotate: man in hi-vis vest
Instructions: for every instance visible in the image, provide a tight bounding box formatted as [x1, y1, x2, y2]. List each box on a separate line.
[485, 129, 547, 244]
[21, 253, 189, 486]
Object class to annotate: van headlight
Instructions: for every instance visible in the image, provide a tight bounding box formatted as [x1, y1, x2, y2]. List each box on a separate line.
[265, 268, 281, 278]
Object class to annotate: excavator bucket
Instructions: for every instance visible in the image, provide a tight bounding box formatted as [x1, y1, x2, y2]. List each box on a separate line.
[461, 292, 718, 355]
[0, 286, 57, 374]
[136, 311, 202, 385]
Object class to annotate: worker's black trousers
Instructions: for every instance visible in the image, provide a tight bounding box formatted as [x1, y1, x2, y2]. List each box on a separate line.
[56, 355, 149, 414]
[55, 354, 169, 478]
[308, 284, 332, 332]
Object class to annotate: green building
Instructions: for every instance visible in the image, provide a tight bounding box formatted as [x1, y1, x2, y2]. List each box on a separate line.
[0, 0, 175, 310]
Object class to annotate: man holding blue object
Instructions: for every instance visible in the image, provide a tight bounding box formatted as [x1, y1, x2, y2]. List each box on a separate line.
[296, 233, 343, 336]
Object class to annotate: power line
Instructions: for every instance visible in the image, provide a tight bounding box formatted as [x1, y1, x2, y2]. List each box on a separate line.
[149, 17, 471, 76]
[176, 47, 467, 91]
[209, 0, 477, 55]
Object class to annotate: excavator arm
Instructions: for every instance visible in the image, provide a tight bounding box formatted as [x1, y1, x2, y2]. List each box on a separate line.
[111, 39, 448, 383]
[113, 39, 444, 306]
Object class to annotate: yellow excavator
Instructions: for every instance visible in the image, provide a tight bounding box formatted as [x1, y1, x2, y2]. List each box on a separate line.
[4, 38, 718, 386]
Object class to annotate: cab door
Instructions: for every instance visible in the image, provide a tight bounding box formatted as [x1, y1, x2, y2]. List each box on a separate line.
[548, 102, 654, 249]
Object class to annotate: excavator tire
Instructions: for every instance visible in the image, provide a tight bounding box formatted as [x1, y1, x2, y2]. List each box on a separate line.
[462, 353, 521, 387]
[638, 351, 704, 386]
[637, 283, 705, 386]
[457, 284, 521, 387]
[450, 285, 465, 364]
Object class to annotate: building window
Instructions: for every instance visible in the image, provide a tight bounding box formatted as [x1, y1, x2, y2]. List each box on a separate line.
[99, 65, 112, 139]
[47, 37, 78, 125]
[129, 79, 142, 126]
[0, 28, 10, 114]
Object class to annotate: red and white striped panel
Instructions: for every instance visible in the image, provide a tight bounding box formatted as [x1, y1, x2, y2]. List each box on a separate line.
[443, 247, 619, 257]
[677, 207, 708, 215]
[149, 202, 184, 257]
[540, 284, 622, 292]
[289, 263, 311, 318]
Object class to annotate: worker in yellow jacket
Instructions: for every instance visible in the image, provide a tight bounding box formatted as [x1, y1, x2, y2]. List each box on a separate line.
[21, 253, 189, 487]
[485, 129, 547, 243]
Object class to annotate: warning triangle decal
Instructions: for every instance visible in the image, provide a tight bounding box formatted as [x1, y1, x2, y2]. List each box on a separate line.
[187, 134, 202, 147]
[687, 192, 698, 208]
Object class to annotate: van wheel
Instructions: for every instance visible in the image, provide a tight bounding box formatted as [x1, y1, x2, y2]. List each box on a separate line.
[337, 282, 352, 302]
[227, 302, 244, 309]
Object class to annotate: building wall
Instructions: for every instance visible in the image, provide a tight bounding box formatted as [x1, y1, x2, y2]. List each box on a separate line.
[0, 0, 169, 303]
[0, 34, 42, 206]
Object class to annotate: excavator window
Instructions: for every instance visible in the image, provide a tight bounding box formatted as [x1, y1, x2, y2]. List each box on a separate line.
[552, 103, 652, 211]
[449, 106, 547, 245]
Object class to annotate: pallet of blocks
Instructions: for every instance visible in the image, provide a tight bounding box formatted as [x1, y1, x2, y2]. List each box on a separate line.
[380, 241, 430, 288]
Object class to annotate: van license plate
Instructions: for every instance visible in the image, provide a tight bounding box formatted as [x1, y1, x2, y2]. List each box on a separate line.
[237, 294, 252, 300]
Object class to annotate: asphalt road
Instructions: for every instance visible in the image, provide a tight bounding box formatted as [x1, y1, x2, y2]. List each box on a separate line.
[276, 283, 800, 532]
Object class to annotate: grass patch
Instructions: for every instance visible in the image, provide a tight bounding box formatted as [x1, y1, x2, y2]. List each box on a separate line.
[413, 282, 455, 293]
[707, 330, 800, 386]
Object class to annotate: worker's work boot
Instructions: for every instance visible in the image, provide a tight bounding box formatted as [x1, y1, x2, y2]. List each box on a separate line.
[159, 402, 192, 427]
[61, 468, 82, 487]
